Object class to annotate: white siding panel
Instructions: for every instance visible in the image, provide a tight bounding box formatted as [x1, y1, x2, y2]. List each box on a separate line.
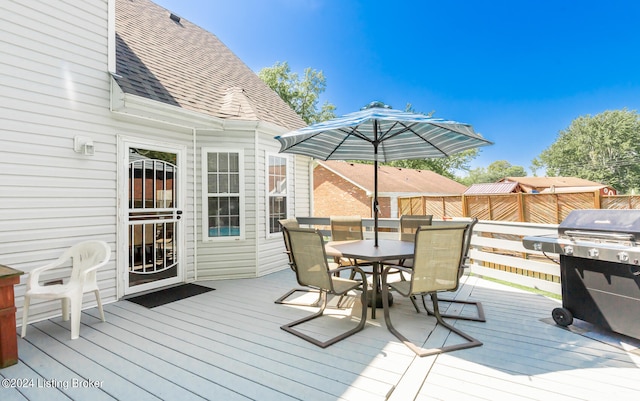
[294, 155, 312, 217]
[256, 131, 292, 276]
[1, 1, 117, 326]
[0, 0, 313, 327]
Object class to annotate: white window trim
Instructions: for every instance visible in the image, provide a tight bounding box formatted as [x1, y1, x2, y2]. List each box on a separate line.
[201, 147, 245, 242]
[266, 152, 291, 239]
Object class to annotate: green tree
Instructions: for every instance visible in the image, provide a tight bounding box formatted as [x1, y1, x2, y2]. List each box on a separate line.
[385, 150, 478, 180]
[460, 160, 526, 185]
[533, 109, 640, 194]
[258, 61, 336, 124]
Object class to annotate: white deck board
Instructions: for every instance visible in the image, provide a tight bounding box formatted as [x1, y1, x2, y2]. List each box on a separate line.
[3, 270, 640, 400]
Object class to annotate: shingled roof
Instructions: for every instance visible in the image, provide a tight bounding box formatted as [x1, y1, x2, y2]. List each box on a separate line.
[317, 160, 468, 195]
[114, 0, 306, 131]
[498, 176, 613, 193]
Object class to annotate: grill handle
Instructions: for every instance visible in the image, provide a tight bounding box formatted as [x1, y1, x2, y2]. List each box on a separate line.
[564, 230, 635, 242]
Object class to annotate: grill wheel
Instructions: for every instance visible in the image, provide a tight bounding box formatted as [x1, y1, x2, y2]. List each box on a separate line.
[552, 307, 574, 327]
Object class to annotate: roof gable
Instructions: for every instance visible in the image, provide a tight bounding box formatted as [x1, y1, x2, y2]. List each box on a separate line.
[464, 182, 519, 194]
[317, 161, 467, 195]
[114, 0, 305, 130]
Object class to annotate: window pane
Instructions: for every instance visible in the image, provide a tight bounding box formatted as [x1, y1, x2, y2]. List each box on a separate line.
[206, 151, 241, 238]
[219, 153, 229, 172]
[269, 197, 287, 233]
[229, 153, 239, 172]
[230, 173, 239, 193]
[219, 174, 229, 193]
[208, 174, 218, 193]
[268, 156, 287, 233]
[208, 153, 218, 172]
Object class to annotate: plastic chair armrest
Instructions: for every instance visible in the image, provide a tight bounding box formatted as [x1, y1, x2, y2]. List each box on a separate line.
[26, 258, 69, 289]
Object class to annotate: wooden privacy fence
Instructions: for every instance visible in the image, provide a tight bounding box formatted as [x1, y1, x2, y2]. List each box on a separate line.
[399, 191, 640, 224]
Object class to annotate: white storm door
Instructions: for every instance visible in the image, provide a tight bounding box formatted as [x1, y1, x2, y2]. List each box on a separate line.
[121, 139, 185, 295]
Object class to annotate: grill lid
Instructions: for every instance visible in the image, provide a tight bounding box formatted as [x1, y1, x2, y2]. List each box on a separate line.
[559, 209, 640, 241]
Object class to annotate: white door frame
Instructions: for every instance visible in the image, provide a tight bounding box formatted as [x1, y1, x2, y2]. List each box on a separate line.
[117, 135, 187, 297]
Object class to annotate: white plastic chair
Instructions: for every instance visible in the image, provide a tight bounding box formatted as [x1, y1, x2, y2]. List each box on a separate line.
[21, 240, 111, 340]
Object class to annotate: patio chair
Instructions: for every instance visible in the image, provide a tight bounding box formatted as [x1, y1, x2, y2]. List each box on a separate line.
[274, 218, 322, 306]
[386, 214, 433, 268]
[330, 215, 374, 269]
[21, 240, 111, 340]
[280, 227, 368, 348]
[421, 218, 486, 322]
[381, 225, 482, 356]
[382, 214, 433, 312]
[399, 214, 433, 243]
[330, 216, 374, 306]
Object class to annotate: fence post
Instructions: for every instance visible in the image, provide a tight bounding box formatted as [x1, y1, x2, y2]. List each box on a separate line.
[518, 192, 524, 222]
[594, 190, 601, 209]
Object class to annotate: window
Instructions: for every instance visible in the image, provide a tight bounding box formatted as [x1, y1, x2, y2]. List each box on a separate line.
[268, 154, 288, 234]
[203, 150, 243, 239]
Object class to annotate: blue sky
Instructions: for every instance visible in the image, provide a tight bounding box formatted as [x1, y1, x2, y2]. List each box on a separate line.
[152, 0, 640, 174]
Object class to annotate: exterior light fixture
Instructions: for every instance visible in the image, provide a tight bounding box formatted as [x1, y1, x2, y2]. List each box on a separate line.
[73, 135, 95, 156]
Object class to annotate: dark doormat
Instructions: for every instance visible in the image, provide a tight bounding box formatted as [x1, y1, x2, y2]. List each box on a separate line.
[126, 284, 215, 308]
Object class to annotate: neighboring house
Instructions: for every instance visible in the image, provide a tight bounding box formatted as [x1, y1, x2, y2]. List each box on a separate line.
[497, 177, 617, 195]
[314, 160, 467, 218]
[464, 182, 520, 195]
[1, 0, 310, 326]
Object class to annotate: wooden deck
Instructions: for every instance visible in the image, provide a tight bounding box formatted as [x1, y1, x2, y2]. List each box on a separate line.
[2, 270, 640, 401]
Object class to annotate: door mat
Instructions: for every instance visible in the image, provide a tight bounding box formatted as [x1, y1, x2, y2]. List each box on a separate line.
[541, 317, 640, 356]
[126, 284, 215, 308]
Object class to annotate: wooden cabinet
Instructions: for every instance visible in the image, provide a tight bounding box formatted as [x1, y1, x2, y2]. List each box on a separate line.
[0, 265, 23, 368]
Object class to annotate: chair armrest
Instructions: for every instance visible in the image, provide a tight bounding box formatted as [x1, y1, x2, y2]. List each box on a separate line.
[382, 265, 413, 276]
[26, 258, 69, 290]
[329, 265, 368, 284]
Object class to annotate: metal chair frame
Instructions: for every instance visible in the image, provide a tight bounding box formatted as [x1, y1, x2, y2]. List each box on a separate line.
[421, 218, 485, 322]
[381, 225, 483, 357]
[280, 227, 368, 348]
[274, 218, 322, 307]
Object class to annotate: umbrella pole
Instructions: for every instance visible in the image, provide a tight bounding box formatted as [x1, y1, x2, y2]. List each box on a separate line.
[374, 157, 379, 247]
[373, 121, 379, 247]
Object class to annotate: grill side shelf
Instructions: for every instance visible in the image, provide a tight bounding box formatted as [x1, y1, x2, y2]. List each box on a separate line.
[523, 235, 564, 254]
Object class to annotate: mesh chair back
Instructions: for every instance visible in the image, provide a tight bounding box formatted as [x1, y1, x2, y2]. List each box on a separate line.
[278, 218, 299, 229]
[399, 215, 433, 242]
[279, 219, 299, 267]
[411, 225, 466, 294]
[330, 216, 364, 241]
[286, 228, 332, 290]
[462, 218, 478, 267]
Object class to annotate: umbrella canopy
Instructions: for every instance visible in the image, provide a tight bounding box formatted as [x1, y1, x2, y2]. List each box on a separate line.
[275, 103, 493, 245]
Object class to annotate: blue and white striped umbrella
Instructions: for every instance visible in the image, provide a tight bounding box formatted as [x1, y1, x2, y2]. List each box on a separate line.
[275, 103, 493, 245]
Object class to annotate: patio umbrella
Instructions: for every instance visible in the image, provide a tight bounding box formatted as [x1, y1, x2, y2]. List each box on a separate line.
[275, 102, 493, 246]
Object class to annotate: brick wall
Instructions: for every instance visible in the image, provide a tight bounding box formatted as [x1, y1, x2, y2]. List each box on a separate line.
[313, 165, 391, 218]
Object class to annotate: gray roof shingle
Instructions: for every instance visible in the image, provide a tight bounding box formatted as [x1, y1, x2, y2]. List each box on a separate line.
[115, 0, 306, 130]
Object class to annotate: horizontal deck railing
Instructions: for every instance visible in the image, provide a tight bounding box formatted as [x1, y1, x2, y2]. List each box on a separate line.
[297, 217, 562, 295]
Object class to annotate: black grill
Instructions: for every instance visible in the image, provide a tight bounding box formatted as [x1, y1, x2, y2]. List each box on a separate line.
[523, 209, 640, 340]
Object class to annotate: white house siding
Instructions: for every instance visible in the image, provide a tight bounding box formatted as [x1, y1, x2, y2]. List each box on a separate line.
[294, 155, 313, 217]
[0, 1, 118, 324]
[194, 128, 258, 280]
[256, 131, 289, 277]
[194, 127, 312, 280]
[0, 0, 199, 325]
[1, 0, 312, 329]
